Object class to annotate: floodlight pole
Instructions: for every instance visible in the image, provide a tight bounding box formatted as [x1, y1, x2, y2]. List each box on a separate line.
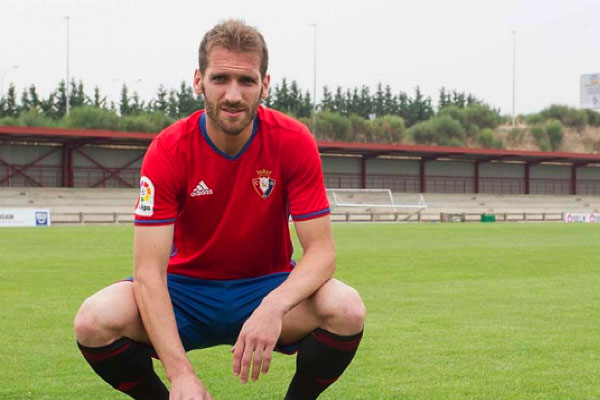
[310, 23, 317, 135]
[0, 64, 19, 100]
[64, 16, 70, 115]
[511, 30, 516, 126]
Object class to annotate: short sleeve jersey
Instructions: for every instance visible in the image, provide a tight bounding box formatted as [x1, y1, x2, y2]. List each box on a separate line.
[133, 106, 330, 280]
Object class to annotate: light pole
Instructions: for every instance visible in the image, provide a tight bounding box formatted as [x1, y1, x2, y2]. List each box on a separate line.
[64, 16, 70, 115]
[1, 64, 19, 100]
[511, 30, 516, 126]
[310, 23, 317, 135]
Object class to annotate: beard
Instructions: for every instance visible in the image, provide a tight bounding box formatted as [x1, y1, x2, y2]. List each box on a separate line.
[203, 85, 262, 136]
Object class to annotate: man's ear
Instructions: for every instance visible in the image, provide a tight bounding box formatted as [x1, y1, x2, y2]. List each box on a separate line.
[193, 69, 203, 95]
[261, 74, 271, 100]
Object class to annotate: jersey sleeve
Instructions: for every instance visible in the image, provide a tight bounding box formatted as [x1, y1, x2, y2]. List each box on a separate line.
[133, 138, 179, 226]
[286, 128, 330, 221]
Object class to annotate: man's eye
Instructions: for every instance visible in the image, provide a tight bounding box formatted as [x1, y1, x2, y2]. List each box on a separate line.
[212, 76, 226, 83]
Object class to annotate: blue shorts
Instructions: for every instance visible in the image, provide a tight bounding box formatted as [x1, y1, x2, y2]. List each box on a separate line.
[127, 272, 299, 354]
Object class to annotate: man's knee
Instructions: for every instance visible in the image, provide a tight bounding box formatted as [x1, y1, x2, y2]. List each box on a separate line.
[74, 297, 97, 342]
[74, 294, 118, 346]
[74, 282, 144, 346]
[319, 282, 365, 334]
[336, 286, 366, 331]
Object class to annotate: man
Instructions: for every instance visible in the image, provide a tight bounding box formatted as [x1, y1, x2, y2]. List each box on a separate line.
[74, 19, 365, 400]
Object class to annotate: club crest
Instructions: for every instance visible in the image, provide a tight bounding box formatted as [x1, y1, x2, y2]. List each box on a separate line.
[252, 169, 276, 200]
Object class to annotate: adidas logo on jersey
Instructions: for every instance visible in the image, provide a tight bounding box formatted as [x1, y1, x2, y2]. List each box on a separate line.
[190, 180, 213, 197]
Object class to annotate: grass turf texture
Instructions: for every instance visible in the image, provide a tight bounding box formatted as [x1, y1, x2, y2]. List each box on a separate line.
[0, 223, 599, 399]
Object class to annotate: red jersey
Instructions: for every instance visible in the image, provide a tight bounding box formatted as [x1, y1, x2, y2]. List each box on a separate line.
[133, 106, 330, 280]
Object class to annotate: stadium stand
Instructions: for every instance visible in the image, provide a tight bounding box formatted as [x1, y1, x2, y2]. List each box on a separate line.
[2, 187, 599, 224]
[0, 187, 137, 224]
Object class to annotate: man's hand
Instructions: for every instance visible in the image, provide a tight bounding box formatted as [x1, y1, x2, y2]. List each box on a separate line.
[169, 373, 213, 400]
[232, 302, 285, 383]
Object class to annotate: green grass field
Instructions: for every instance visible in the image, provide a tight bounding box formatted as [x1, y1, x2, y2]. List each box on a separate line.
[1, 223, 600, 399]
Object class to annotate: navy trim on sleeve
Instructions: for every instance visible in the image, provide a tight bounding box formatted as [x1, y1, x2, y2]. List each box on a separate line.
[291, 207, 331, 221]
[200, 113, 258, 161]
[133, 218, 176, 225]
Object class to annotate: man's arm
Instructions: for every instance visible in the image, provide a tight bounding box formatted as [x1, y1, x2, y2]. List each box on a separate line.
[232, 215, 335, 383]
[133, 225, 212, 399]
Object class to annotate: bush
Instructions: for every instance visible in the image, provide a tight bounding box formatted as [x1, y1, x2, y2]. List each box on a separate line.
[540, 105, 587, 129]
[119, 112, 174, 133]
[0, 116, 18, 126]
[0, 108, 57, 128]
[523, 113, 544, 125]
[18, 108, 58, 127]
[409, 115, 466, 147]
[313, 111, 350, 141]
[477, 128, 494, 148]
[64, 106, 120, 130]
[585, 109, 600, 127]
[507, 127, 525, 147]
[477, 128, 503, 149]
[462, 104, 502, 129]
[438, 104, 501, 130]
[437, 105, 464, 126]
[465, 123, 480, 139]
[372, 115, 405, 143]
[530, 121, 563, 152]
[545, 119, 563, 151]
[527, 105, 589, 129]
[347, 114, 370, 142]
[409, 120, 435, 145]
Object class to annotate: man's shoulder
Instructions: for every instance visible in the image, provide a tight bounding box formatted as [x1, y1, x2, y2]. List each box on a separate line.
[258, 106, 310, 138]
[153, 110, 203, 153]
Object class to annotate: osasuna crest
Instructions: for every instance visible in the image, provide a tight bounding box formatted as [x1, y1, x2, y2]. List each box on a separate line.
[252, 169, 276, 200]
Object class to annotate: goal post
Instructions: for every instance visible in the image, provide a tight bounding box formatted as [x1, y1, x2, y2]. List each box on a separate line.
[326, 188, 427, 221]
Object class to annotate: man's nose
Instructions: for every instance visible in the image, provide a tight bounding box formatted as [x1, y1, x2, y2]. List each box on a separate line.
[224, 81, 243, 103]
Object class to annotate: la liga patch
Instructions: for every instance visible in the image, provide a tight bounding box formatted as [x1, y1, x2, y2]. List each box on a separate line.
[135, 176, 155, 216]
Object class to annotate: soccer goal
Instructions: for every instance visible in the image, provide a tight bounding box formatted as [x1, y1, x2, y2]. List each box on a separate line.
[326, 188, 427, 222]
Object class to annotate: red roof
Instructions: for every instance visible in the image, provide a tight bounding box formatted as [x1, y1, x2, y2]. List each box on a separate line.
[1, 125, 599, 165]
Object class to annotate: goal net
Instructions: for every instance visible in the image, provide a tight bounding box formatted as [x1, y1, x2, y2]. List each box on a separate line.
[326, 188, 427, 221]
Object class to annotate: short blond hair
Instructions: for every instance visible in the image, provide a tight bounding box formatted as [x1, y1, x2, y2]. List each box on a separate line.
[198, 19, 269, 77]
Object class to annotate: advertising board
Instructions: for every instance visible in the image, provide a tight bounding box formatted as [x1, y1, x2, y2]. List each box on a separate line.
[563, 213, 600, 223]
[0, 208, 51, 227]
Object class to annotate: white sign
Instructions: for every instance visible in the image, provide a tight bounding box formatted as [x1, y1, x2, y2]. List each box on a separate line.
[580, 74, 600, 109]
[0, 208, 51, 227]
[563, 212, 600, 223]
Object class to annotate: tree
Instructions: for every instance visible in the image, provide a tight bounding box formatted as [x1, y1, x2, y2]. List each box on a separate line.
[321, 86, 334, 112]
[438, 87, 451, 110]
[358, 85, 372, 118]
[130, 91, 146, 114]
[383, 85, 396, 115]
[166, 89, 178, 118]
[2, 84, 19, 117]
[69, 79, 87, 108]
[297, 91, 312, 119]
[333, 87, 346, 115]
[176, 81, 203, 116]
[88, 86, 107, 109]
[119, 84, 131, 116]
[39, 92, 57, 118]
[55, 80, 68, 117]
[405, 86, 434, 127]
[373, 83, 385, 117]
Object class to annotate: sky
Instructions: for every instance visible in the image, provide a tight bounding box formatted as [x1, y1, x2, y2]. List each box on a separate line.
[0, 0, 598, 115]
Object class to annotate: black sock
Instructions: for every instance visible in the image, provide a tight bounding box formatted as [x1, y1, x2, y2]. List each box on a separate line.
[77, 337, 169, 400]
[285, 328, 363, 400]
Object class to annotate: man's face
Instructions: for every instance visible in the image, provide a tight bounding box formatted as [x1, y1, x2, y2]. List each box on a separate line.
[194, 47, 270, 136]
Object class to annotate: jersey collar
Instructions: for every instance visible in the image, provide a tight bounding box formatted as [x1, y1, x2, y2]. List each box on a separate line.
[199, 113, 259, 161]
